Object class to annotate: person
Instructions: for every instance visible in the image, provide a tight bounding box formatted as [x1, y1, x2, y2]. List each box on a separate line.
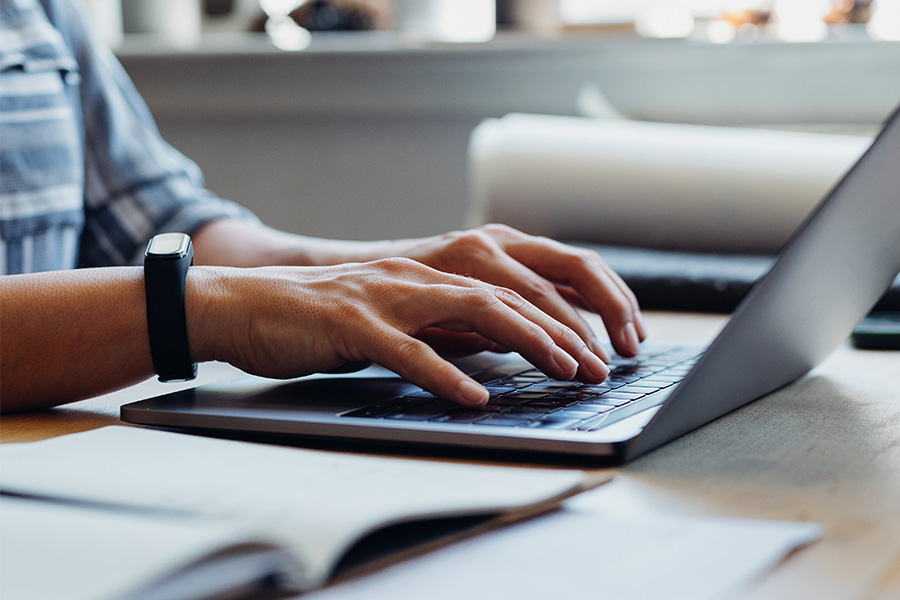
[0, 0, 646, 413]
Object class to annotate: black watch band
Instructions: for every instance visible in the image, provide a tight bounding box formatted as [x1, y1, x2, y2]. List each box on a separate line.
[144, 232, 197, 382]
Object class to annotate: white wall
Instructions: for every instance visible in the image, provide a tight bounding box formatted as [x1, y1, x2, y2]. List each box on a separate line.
[117, 33, 900, 241]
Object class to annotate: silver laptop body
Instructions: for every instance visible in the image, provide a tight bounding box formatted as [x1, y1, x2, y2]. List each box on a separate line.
[122, 105, 900, 462]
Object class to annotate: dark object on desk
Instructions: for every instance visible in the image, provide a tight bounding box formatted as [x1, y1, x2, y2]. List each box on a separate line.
[852, 312, 900, 350]
[250, 0, 393, 32]
[290, 0, 392, 31]
[580, 244, 900, 314]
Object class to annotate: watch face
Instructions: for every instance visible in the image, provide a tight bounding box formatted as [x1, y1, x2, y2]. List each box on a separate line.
[147, 233, 190, 257]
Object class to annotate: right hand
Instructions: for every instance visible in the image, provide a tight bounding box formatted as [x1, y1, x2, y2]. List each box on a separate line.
[186, 258, 610, 407]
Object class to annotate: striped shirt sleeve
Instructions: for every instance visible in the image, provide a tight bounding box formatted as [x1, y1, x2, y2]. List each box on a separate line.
[49, 0, 258, 268]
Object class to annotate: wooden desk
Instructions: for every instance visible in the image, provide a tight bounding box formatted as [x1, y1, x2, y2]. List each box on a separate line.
[2, 312, 898, 599]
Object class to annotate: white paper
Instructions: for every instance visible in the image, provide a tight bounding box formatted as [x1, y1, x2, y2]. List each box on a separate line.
[469, 114, 871, 253]
[307, 501, 821, 600]
[0, 426, 590, 589]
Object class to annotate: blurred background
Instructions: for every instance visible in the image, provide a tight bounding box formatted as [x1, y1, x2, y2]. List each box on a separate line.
[82, 1, 900, 245]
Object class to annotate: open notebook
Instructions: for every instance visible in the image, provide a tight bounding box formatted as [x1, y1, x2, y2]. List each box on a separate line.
[0, 427, 595, 600]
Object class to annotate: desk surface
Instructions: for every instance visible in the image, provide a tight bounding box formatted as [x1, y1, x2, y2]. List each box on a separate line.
[2, 311, 898, 600]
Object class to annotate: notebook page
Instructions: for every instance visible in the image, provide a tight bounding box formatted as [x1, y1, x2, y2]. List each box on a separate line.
[0, 427, 592, 589]
[0, 495, 297, 600]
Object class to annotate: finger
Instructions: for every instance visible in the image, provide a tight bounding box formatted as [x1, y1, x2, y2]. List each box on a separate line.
[441, 249, 612, 364]
[427, 283, 610, 384]
[358, 261, 608, 383]
[487, 286, 611, 382]
[594, 258, 647, 340]
[554, 281, 642, 356]
[365, 326, 490, 406]
[497, 235, 646, 356]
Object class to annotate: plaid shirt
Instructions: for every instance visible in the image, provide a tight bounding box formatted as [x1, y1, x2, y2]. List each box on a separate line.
[0, 0, 255, 275]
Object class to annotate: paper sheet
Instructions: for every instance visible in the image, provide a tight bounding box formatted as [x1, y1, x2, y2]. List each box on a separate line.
[307, 490, 821, 600]
[469, 114, 870, 253]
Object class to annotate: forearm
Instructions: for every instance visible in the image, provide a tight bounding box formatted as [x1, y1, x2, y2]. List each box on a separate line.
[191, 219, 394, 268]
[0, 268, 156, 412]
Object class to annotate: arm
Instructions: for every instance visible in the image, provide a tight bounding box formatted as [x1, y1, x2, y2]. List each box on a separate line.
[0, 268, 152, 412]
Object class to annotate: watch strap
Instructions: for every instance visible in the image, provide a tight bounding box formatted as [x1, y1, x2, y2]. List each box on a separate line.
[144, 234, 197, 382]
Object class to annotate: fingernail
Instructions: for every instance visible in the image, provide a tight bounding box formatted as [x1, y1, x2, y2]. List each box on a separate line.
[623, 321, 640, 356]
[551, 346, 579, 377]
[459, 380, 488, 406]
[634, 312, 648, 340]
[582, 348, 610, 380]
[589, 338, 612, 363]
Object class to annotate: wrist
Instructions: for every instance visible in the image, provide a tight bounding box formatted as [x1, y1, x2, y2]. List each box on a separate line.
[184, 266, 233, 366]
[144, 233, 197, 382]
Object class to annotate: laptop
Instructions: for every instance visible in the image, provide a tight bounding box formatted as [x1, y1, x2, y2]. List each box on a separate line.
[122, 104, 900, 462]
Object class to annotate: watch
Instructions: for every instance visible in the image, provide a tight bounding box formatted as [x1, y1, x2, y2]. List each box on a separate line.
[144, 232, 197, 382]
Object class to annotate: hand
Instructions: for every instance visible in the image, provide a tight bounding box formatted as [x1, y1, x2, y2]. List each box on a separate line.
[384, 224, 647, 358]
[187, 258, 611, 407]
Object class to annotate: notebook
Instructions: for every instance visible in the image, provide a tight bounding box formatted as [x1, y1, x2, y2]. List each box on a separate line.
[122, 103, 900, 462]
[0, 426, 594, 598]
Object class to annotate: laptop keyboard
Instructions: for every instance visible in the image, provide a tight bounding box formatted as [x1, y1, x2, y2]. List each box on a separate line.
[341, 345, 701, 433]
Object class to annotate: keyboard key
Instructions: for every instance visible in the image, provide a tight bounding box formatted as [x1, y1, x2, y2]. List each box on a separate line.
[507, 405, 557, 415]
[404, 390, 438, 399]
[578, 382, 625, 392]
[432, 409, 496, 423]
[528, 398, 578, 408]
[607, 359, 640, 369]
[486, 396, 531, 406]
[386, 413, 443, 421]
[503, 392, 550, 400]
[484, 386, 519, 396]
[385, 404, 451, 421]
[599, 392, 645, 401]
[472, 415, 534, 427]
[608, 374, 640, 383]
[483, 381, 533, 390]
[549, 391, 597, 401]
[580, 397, 630, 407]
[527, 381, 582, 390]
[395, 397, 433, 407]
[615, 385, 661, 395]
[510, 371, 546, 380]
[632, 368, 659, 377]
